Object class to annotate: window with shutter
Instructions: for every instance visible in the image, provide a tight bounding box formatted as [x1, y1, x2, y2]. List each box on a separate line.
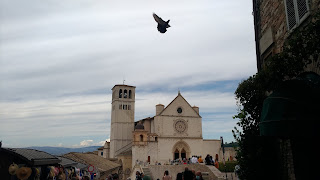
[284, 0, 309, 31]
[297, 0, 308, 20]
[285, 0, 297, 30]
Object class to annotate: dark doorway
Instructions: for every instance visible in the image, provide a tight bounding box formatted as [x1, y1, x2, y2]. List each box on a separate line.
[174, 149, 179, 160]
[148, 156, 150, 163]
[181, 149, 186, 159]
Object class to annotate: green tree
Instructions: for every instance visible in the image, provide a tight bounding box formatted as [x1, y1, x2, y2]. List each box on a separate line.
[233, 11, 320, 179]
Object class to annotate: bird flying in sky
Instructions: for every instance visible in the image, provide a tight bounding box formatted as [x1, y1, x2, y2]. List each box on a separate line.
[153, 13, 170, 33]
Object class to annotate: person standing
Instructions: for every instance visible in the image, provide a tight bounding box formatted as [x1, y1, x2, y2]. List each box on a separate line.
[214, 159, 219, 169]
[195, 171, 203, 180]
[198, 156, 203, 163]
[136, 171, 142, 180]
[163, 170, 172, 180]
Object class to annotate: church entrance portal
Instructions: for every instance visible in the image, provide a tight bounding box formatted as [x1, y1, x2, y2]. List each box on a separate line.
[172, 141, 190, 160]
[181, 149, 186, 159]
[174, 149, 179, 160]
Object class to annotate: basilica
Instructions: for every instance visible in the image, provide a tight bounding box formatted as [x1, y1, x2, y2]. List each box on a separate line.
[99, 84, 234, 177]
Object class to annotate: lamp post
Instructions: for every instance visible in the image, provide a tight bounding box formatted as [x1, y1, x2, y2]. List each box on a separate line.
[221, 136, 227, 180]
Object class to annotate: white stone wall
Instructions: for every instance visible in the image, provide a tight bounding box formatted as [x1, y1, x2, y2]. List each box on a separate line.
[154, 116, 202, 138]
[157, 138, 202, 162]
[160, 95, 200, 117]
[202, 140, 222, 160]
[110, 85, 135, 158]
[132, 142, 159, 168]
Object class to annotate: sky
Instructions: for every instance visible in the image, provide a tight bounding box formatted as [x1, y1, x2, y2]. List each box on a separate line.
[0, 0, 257, 148]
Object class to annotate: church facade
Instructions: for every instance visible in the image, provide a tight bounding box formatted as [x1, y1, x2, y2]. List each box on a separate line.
[108, 84, 231, 171]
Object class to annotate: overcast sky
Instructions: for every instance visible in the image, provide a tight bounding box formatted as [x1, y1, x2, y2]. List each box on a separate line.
[0, 0, 256, 148]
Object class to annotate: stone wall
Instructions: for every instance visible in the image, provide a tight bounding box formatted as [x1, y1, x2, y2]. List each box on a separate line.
[258, 0, 288, 58]
[257, 0, 320, 66]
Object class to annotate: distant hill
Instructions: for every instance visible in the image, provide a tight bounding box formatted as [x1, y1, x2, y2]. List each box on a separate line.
[25, 146, 101, 155]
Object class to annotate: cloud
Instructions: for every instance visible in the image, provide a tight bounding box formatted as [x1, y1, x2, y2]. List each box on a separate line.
[79, 140, 94, 146]
[76, 139, 106, 147]
[0, 0, 256, 102]
[0, 0, 256, 147]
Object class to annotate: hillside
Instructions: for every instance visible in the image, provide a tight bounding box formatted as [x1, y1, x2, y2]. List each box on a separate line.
[26, 146, 101, 155]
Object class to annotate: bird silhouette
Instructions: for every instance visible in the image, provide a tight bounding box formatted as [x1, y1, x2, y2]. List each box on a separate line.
[153, 13, 170, 33]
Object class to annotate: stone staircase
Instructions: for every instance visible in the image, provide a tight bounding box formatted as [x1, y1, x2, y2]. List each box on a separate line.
[205, 165, 226, 180]
[142, 167, 153, 179]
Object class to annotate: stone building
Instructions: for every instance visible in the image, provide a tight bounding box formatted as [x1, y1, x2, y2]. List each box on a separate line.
[252, 0, 320, 179]
[98, 141, 110, 159]
[253, 0, 320, 72]
[107, 84, 235, 178]
[131, 91, 222, 168]
[109, 85, 135, 159]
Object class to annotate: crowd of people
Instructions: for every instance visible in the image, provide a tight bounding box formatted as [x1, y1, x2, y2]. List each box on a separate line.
[133, 168, 203, 180]
[168, 154, 219, 169]
[204, 154, 219, 169]
[134, 171, 151, 180]
[7, 162, 93, 180]
[175, 168, 204, 180]
[105, 173, 119, 180]
[109, 154, 221, 180]
[169, 155, 203, 165]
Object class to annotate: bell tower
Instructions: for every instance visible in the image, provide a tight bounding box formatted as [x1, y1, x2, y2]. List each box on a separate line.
[110, 84, 135, 158]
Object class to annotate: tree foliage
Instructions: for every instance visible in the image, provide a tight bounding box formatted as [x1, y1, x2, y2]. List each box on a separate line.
[233, 11, 320, 179]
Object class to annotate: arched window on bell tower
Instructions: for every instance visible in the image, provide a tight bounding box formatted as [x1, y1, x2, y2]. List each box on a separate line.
[124, 89, 128, 98]
[119, 89, 122, 98]
[129, 90, 132, 99]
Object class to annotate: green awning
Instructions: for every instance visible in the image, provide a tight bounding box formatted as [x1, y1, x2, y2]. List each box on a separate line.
[260, 72, 320, 137]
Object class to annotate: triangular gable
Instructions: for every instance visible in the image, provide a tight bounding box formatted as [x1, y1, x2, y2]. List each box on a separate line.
[158, 92, 201, 118]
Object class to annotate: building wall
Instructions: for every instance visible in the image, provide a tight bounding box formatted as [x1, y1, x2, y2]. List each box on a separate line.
[110, 85, 135, 158]
[131, 93, 223, 167]
[256, 0, 320, 70]
[132, 141, 159, 168]
[132, 138, 222, 167]
[258, 0, 288, 62]
[117, 154, 132, 180]
[154, 94, 202, 138]
[154, 116, 202, 138]
[103, 142, 110, 159]
[222, 147, 237, 161]
[202, 140, 223, 160]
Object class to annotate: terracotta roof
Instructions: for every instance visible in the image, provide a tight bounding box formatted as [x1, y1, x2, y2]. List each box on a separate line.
[62, 152, 120, 172]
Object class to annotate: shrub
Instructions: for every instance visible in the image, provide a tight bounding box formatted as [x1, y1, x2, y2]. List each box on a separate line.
[218, 161, 238, 172]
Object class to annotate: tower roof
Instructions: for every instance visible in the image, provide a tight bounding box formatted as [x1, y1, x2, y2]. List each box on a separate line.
[111, 84, 136, 90]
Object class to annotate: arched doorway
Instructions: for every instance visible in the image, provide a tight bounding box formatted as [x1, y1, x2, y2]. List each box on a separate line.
[181, 149, 186, 159]
[172, 141, 191, 160]
[174, 149, 179, 160]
